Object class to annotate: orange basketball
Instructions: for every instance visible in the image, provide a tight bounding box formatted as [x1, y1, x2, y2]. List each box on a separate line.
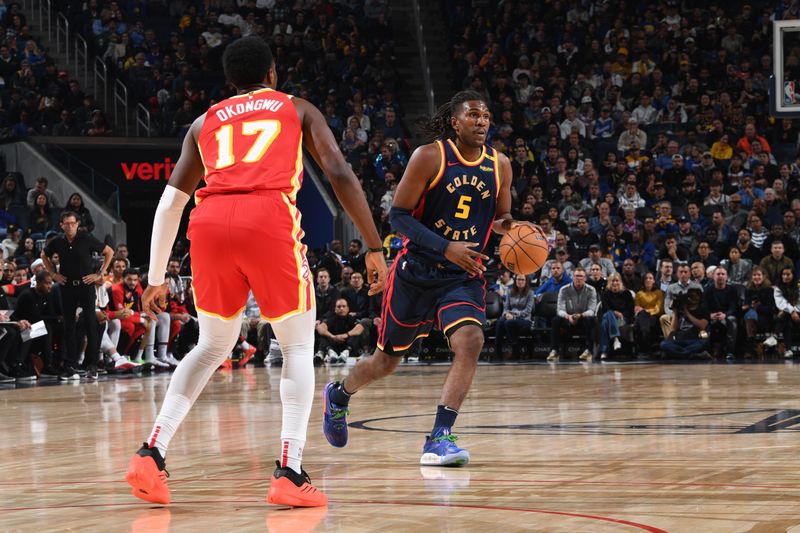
[499, 224, 549, 275]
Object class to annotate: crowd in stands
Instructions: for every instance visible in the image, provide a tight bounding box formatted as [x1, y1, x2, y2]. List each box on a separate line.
[49, 0, 402, 148]
[0, 2, 112, 137]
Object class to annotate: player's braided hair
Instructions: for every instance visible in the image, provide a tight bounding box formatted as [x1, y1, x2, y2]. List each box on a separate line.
[416, 90, 486, 141]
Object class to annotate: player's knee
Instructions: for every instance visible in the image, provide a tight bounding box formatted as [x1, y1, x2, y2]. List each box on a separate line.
[373, 350, 401, 376]
[450, 326, 484, 356]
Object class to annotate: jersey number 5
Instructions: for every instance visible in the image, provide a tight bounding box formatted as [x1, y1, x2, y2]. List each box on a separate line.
[214, 120, 282, 169]
[455, 195, 472, 219]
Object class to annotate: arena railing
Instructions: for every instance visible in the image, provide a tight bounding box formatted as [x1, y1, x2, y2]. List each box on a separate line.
[136, 104, 152, 137]
[94, 57, 108, 111]
[114, 79, 129, 136]
[412, 0, 435, 115]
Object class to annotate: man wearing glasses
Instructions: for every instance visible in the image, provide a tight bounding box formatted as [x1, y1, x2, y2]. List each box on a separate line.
[41, 211, 114, 381]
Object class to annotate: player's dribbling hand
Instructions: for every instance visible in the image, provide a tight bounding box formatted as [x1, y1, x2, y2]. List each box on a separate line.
[141, 284, 168, 321]
[445, 242, 489, 277]
[365, 251, 388, 296]
[510, 220, 542, 233]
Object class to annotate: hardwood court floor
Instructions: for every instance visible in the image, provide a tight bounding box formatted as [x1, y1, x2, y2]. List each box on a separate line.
[2, 361, 800, 532]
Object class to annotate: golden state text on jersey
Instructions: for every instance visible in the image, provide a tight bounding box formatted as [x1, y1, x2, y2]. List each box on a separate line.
[406, 139, 500, 269]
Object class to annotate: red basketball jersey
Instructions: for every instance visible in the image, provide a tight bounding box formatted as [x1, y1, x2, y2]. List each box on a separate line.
[195, 88, 303, 201]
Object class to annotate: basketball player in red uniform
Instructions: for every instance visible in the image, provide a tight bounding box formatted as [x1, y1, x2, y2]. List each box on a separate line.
[125, 37, 387, 507]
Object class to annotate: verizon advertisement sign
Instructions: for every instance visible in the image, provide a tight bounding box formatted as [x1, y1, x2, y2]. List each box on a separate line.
[121, 157, 177, 181]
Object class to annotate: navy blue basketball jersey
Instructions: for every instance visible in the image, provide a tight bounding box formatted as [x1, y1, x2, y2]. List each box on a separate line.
[405, 139, 500, 270]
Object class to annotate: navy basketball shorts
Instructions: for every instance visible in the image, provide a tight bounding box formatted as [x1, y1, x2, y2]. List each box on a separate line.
[375, 253, 487, 356]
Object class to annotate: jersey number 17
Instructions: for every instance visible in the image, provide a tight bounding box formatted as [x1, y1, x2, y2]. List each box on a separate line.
[214, 120, 282, 169]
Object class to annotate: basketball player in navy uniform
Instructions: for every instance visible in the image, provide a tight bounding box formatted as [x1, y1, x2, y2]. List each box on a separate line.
[323, 91, 538, 465]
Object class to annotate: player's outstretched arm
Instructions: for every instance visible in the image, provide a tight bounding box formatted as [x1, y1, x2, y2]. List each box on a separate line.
[143, 116, 207, 317]
[491, 152, 541, 235]
[389, 144, 488, 277]
[294, 97, 386, 295]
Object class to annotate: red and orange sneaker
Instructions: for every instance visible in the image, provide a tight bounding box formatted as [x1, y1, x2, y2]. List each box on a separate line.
[237, 345, 256, 368]
[266, 461, 328, 507]
[126, 443, 171, 505]
[218, 358, 233, 370]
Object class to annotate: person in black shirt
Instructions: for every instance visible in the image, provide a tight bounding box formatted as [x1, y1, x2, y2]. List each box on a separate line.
[341, 270, 371, 355]
[343, 239, 366, 275]
[11, 270, 60, 377]
[703, 266, 739, 360]
[41, 211, 114, 381]
[314, 268, 339, 323]
[660, 287, 710, 358]
[341, 271, 370, 319]
[315, 298, 363, 365]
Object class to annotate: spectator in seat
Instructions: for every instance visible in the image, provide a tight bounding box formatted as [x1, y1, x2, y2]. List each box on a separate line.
[1, 227, 21, 259]
[617, 117, 647, 152]
[539, 248, 574, 281]
[336, 265, 353, 292]
[759, 240, 794, 285]
[703, 266, 739, 359]
[661, 263, 702, 338]
[549, 267, 597, 362]
[26, 177, 58, 209]
[314, 268, 339, 323]
[0, 174, 26, 210]
[579, 243, 616, 277]
[735, 228, 762, 263]
[736, 124, 771, 157]
[315, 298, 363, 365]
[341, 270, 371, 355]
[598, 273, 634, 361]
[165, 258, 193, 356]
[721, 246, 752, 286]
[655, 259, 675, 292]
[690, 261, 710, 289]
[491, 270, 514, 299]
[620, 258, 642, 291]
[737, 176, 765, 211]
[63, 193, 95, 234]
[586, 262, 607, 294]
[27, 192, 58, 240]
[690, 241, 720, 269]
[13, 236, 35, 265]
[344, 239, 366, 274]
[743, 266, 777, 351]
[774, 267, 800, 359]
[660, 287, 710, 358]
[634, 271, 665, 349]
[534, 261, 571, 301]
[570, 216, 599, 257]
[494, 274, 534, 357]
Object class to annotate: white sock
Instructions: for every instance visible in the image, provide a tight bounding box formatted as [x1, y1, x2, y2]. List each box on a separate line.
[146, 312, 242, 457]
[271, 310, 315, 474]
[157, 343, 167, 359]
[280, 439, 303, 473]
[136, 348, 144, 358]
[241, 340, 252, 351]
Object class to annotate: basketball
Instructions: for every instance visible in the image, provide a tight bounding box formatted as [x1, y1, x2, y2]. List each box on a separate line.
[499, 224, 549, 275]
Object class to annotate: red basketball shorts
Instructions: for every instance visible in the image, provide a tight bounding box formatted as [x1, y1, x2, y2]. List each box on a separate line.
[187, 191, 313, 322]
